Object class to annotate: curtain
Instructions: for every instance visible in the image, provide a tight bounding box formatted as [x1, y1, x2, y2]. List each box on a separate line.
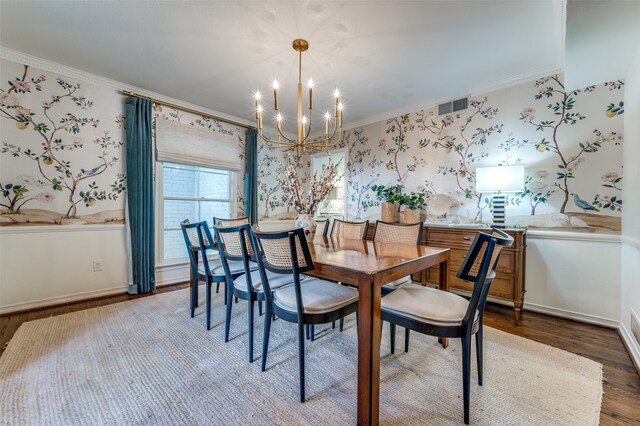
[244, 128, 258, 224]
[125, 97, 155, 294]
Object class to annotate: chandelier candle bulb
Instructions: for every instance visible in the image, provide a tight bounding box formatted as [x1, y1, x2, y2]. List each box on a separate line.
[273, 80, 279, 111]
[308, 78, 313, 110]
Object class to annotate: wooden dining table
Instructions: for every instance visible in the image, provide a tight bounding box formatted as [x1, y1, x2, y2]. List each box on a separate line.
[306, 236, 451, 426]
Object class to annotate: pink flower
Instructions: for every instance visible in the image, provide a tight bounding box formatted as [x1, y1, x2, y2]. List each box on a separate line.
[601, 172, 618, 182]
[36, 192, 54, 203]
[521, 107, 535, 119]
[39, 74, 46, 81]
[15, 106, 30, 116]
[529, 181, 547, 192]
[442, 115, 455, 125]
[535, 170, 549, 179]
[43, 101, 52, 109]
[12, 80, 31, 92]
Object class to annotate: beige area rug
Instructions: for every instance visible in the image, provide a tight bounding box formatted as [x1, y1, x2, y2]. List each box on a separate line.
[0, 288, 602, 425]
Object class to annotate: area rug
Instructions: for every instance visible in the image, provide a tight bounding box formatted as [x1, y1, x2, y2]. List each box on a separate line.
[0, 287, 602, 425]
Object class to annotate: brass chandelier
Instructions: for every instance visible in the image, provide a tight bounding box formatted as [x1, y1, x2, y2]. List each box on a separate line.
[254, 39, 344, 157]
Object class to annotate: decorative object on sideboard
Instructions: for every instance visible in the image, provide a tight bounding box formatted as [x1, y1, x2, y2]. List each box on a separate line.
[253, 39, 345, 157]
[397, 191, 426, 224]
[278, 160, 341, 240]
[371, 184, 403, 222]
[427, 194, 452, 222]
[475, 164, 525, 228]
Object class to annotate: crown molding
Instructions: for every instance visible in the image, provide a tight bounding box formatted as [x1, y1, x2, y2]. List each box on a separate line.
[0, 46, 254, 129]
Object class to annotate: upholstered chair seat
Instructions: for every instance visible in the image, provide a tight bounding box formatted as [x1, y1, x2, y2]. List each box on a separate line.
[382, 284, 479, 326]
[198, 258, 253, 277]
[381, 275, 412, 290]
[274, 278, 359, 314]
[234, 269, 295, 293]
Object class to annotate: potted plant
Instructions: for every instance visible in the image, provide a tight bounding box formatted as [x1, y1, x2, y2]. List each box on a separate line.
[371, 184, 403, 222]
[398, 191, 426, 224]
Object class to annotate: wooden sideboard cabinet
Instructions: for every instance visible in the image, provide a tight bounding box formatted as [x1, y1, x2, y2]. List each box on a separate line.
[420, 226, 527, 324]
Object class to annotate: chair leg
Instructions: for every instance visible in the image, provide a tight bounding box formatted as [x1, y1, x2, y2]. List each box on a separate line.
[310, 325, 315, 341]
[390, 323, 396, 354]
[476, 326, 484, 386]
[206, 281, 212, 330]
[223, 279, 227, 306]
[261, 304, 273, 372]
[190, 278, 197, 318]
[339, 317, 344, 331]
[305, 324, 310, 340]
[405, 328, 410, 353]
[332, 321, 335, 329]
[297, 321, 306, 402]
[248, 300, 255, 363]
[224, 281, 233, 342]
[259, 301, 263, 316]
[462, 335, 472, 425]
[216, 281, 220, 294]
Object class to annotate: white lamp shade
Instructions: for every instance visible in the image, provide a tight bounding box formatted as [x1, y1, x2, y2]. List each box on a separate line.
[475, 164, 524, 193]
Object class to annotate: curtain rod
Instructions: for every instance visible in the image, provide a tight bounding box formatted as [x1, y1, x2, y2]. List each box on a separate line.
[122, 90, 255, 130]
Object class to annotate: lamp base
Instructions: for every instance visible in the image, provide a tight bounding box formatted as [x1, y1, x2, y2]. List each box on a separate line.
[491, 194, 506, 229]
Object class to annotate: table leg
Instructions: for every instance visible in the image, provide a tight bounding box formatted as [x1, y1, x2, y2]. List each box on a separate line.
[438, 259, 450, 349]
[356, 275, 382, 426]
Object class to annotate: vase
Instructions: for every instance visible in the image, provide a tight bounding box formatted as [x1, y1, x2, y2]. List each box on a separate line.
[294, 214, 317, 241]
[380, 201, 398, 222]
[400, 208, 421, 224]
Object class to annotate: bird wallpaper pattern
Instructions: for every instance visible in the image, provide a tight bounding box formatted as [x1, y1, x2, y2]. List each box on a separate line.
[327, 74, 624, 232]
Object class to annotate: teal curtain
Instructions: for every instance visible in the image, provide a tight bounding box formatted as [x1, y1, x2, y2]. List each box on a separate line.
[125, 97, 155, 294]
[244, 128, 258, 224]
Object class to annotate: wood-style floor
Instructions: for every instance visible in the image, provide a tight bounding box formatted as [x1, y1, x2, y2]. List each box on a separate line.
[1, 283, 639, 425]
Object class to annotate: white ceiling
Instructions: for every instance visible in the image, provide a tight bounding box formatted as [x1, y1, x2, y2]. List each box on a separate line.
[0, 1, 635, 130]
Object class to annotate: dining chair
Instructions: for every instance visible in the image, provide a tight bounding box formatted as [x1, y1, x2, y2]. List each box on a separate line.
[180, 219, 217, 316]
[251, 227, 359, 402]
[380, 228, 513, 424]
[330, 218, 369, 240]
[315, 218, 330, 240]
[213, 223, 293, 362]
[314, 218, 369, 337]
[181, 220, 248, 330]
[372, 220, 423, 295]
[214, 216, 250, 228]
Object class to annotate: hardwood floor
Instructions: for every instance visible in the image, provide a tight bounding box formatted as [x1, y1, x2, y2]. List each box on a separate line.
[1, 283, 638, 425]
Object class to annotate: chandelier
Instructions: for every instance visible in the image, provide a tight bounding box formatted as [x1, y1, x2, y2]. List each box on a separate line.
[254, 39, 344, 157]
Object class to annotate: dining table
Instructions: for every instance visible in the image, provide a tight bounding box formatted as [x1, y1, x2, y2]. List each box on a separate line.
[306, 236, 451, 426]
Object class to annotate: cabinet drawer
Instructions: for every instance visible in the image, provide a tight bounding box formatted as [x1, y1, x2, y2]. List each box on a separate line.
[427, 229, 484, 246]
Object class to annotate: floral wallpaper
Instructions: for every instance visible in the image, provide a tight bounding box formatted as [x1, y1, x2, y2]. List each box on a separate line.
[254, 73, 624, 232]
[0, 58, 249, 226]
[1, 60, 126, 225]
[328, 74, 624, 231]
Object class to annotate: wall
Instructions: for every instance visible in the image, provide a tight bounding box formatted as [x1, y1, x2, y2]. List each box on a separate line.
[336, 74, 624, 232]
[0, 55, 250, 313]
[620, 44, 640, 369]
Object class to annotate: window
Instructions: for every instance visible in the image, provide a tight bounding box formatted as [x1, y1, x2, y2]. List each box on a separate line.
[157, 162, 235, 263]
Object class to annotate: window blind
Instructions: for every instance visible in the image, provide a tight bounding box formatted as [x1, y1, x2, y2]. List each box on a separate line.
[155, 118, 241, 171]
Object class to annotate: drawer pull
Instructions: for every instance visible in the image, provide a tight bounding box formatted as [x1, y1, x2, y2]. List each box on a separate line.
[463, 236, 470, 241]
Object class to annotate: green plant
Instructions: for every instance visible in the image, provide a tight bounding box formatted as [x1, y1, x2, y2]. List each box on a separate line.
[398, 192, 426, 210]
[371, 184, 403, 203]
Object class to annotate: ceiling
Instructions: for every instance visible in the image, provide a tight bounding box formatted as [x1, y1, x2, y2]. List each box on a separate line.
[0, 1, 637, 130]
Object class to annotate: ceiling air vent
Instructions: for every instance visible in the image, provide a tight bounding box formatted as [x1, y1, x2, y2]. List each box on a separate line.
[438, 96, 469, 116]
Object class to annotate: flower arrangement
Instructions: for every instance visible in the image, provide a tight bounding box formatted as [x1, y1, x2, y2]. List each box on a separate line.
[279, 160, 341, 214]
[371, 184, 403, 203]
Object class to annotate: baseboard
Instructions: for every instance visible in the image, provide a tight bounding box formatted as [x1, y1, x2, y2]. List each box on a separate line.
[0, 285, 128, 315]
[618, 322, 640, 374]
[524, 302, 619, 329]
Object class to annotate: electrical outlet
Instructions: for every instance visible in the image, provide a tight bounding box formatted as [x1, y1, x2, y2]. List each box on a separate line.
[93, 259, 103, 272]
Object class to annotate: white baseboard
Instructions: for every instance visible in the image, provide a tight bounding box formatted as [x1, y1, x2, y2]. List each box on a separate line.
[524, 302, 619, 328]
[619, 321, 640, 374]
[0, 285, 128, 315]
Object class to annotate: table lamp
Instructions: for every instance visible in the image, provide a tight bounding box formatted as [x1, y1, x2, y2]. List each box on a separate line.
[475, 164, 524, 228]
